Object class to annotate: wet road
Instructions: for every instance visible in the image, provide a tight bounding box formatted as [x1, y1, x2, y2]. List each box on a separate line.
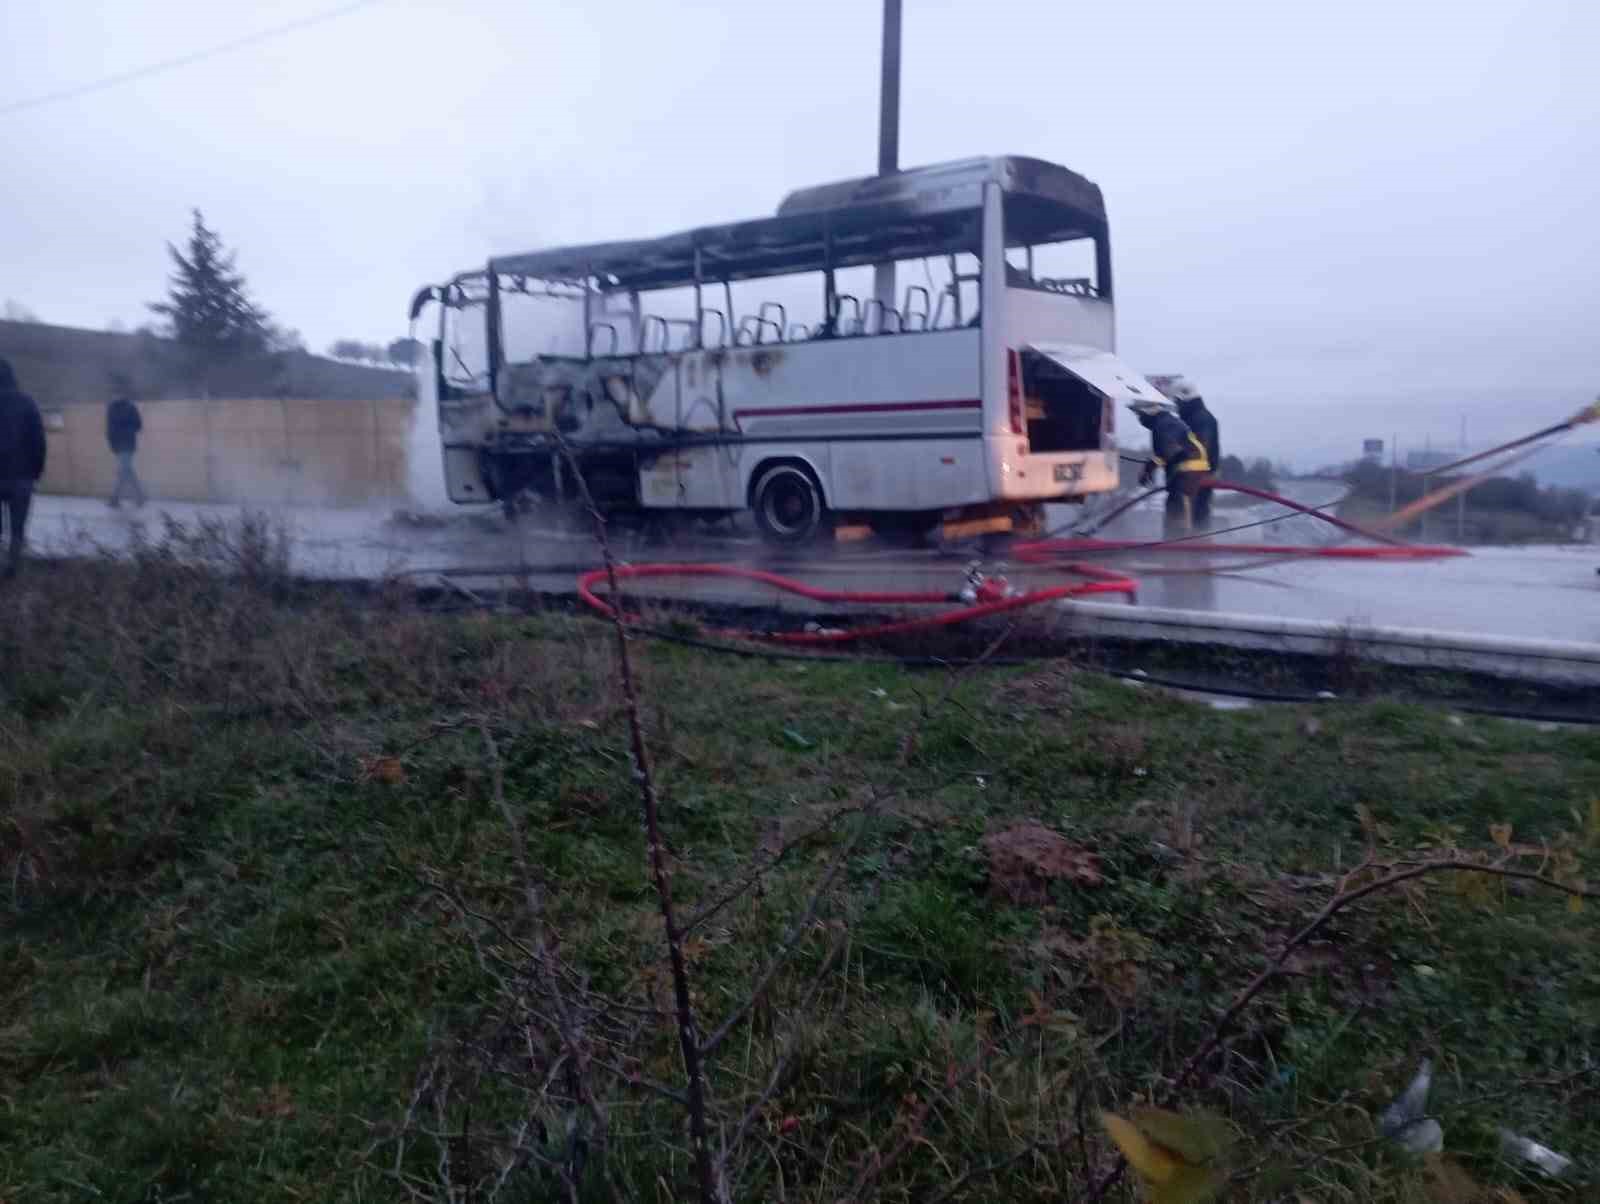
[27, 489, 1600, 646]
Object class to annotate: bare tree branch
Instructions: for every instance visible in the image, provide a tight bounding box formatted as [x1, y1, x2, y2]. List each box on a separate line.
[559, 439, 719, 1204]
[700, 805, 871, 1060]
[897, 621, 1017, 768]
[683, 799, 870, 936]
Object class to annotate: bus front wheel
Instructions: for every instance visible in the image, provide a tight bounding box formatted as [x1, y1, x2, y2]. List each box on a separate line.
[751, 463, 827, 546]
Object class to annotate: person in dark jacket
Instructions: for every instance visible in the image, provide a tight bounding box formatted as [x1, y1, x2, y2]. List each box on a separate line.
[1130, 398, 1211, 536]
[1167, 378, 1219, 529]
[106, 393, 147, 508]
[0, 358, 48, 577]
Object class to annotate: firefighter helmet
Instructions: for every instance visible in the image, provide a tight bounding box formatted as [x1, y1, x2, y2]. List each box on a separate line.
[1148, 374, 1200, 403]
[1128, 398, 1175, 418]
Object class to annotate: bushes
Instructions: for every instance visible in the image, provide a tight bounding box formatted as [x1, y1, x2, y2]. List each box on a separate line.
[1341, 460, 1593, 540]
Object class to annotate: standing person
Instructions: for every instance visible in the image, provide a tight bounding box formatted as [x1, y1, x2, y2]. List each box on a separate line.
[0, 358, 47, 578]
[1130, 398, 1211, 536]
[1153, 375, 1220, 529]
[106, 391, 146, 508]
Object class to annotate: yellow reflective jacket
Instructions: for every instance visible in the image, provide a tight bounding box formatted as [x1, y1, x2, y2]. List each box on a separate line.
[1152, 429, 1211, 475]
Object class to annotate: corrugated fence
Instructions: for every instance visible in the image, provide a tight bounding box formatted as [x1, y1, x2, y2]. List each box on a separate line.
[39, 398, 417, 507]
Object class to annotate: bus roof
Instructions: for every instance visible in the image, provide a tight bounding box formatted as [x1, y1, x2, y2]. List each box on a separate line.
[776, 155, 1104, 223]
[487, 155, 1106, 291]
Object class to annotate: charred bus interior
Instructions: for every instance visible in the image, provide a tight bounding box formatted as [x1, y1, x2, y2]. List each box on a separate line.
[1019, 350, 1108, 454]
[410, 156, 1126, 538]
[423, 210, 993, 518]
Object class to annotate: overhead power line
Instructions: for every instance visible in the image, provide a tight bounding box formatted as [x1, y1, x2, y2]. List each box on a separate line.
[0, 0, 382, 117]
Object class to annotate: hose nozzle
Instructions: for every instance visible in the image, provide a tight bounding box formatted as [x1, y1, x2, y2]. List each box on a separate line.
[956, 563, 1016, 605]
[1570, 397, 1600, 426]
[974, 575, 1015, 604]
[957, 562, 983, 605]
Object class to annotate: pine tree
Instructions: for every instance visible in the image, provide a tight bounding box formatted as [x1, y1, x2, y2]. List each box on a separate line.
[387, 337, 422, 366]
[149, 210, 271, 390]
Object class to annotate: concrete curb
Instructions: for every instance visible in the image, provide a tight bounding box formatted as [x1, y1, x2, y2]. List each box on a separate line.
[1062, 599, 1600, 686]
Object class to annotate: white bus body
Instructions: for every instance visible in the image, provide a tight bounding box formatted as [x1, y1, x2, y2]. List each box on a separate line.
[411, 156, 1168, 542]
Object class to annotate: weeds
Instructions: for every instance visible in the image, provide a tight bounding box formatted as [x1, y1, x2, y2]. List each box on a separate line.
[1, 523, 1598, 1201]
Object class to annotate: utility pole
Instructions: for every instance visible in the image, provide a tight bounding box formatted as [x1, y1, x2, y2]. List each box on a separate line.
[873, 0, 902, 311]
[1388, 433, 1397, 514]
[1420, 435, 1431, 540]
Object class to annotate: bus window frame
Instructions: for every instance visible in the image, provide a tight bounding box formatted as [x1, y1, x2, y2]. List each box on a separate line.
[1000, 192, 1114, 301]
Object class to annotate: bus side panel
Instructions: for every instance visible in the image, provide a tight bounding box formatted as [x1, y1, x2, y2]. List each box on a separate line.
[637, 354, 740, 510]
[669, 351, 727, 433]
[830, 438, 988, 510]
[1001, 289, 1115, 353]
[641, 445, 741, 509]
[721, 330, 985, 511]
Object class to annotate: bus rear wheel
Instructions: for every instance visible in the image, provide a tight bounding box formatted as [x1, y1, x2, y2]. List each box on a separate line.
[752, 463, 827, 546]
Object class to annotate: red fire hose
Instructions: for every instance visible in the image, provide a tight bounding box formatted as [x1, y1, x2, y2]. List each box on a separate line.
[577, 478, 1465, 645]
[1013, 539, 1463, 561]
[578, 562, 1138, 645]
[1017, 479, 1465, 563]
[1203, 480, 1410, 544]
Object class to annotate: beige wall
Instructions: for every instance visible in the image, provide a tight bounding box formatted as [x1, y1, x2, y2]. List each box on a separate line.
[39, 398, 415, 507]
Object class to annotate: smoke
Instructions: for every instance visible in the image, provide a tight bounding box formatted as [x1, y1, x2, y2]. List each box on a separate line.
[406, 360, 451, 510]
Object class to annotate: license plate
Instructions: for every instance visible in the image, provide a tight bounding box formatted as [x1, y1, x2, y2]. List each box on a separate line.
[1053, 461, 1084, 483]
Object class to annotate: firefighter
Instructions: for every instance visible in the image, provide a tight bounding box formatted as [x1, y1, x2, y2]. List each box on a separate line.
[1129, 398, 1211, 536]
[1157, 376, 1219, 529]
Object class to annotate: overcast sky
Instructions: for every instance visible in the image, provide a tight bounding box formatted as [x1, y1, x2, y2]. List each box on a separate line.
[3, 0, 1597, 466]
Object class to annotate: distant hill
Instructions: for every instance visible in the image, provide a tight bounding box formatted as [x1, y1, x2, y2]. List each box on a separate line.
[1524, 442, 1600, 493]
[1304, 441, 1598, 495]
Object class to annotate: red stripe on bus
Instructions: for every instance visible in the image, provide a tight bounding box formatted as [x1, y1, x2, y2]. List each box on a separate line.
[732, 398, 981, 424]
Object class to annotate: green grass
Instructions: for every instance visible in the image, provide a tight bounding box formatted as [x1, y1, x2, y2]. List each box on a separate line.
[2, 536, 1598, 1202]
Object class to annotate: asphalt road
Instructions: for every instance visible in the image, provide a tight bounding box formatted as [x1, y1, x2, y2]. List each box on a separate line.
[26, 488, 1600, 646]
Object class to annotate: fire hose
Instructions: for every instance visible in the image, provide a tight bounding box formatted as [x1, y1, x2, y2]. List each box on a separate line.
[1076, 400, 1600, 543]
[572, 400, 1600, 644]
[577, 561, 1139, 645]
[577, 481, 1462, 644]
[1394, 400, 1600, 483]
[1376, 428, 1587, 532]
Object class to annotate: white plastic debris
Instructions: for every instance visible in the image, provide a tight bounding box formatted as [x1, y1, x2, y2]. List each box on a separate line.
[1498, 1129, 1573, 1178]
[958, 562, 986, 605]
[1315, 690, 1338, 700]
[1380, 1059, 1444, 1154]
